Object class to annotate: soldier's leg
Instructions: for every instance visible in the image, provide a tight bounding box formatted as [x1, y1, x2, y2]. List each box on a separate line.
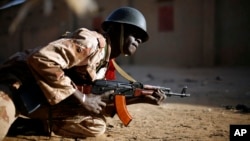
[51, 114, 106, 138]
[0, 85, 17, 140]
[49, 97, 107, 138]
[29, 96, 107, 138]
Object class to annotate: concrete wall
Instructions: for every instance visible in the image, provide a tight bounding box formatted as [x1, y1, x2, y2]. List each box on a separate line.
[0, 0, 249, 67]
[0, 1, 75, 62]
[96, 0, 216, 67]
[215, 0, 250, 66]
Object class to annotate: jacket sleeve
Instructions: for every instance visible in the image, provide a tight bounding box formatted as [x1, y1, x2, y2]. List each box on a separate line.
[27, 35, 100, 105]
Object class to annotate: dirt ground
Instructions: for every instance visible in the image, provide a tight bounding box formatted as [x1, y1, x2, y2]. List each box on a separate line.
[3, 66, 250, 141]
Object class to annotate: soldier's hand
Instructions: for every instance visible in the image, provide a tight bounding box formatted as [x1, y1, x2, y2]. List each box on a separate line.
[144, 89, 167, 105]
[125, 89, 167, 106]
[73, 89, 114, 114]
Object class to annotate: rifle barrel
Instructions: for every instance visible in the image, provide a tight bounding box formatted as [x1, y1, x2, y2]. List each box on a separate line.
[166, 92, 191, 97]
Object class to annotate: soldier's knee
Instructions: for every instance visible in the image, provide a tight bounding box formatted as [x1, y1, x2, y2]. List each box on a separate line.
[52, 116, 107, 138]
[80, 117, 106, 137]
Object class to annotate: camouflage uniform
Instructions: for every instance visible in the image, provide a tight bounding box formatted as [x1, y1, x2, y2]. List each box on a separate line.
[0, 28, 111, 140]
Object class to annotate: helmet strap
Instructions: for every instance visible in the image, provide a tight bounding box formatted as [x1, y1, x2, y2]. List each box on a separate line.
[119, 24, 127, 56]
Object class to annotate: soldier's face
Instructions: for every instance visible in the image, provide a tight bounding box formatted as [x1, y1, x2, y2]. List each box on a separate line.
[109, 24, 143, 58]
[123, 34, 142, 56]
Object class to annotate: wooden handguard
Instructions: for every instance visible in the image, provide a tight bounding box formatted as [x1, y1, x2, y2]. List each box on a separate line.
[114, 95, 132, 126]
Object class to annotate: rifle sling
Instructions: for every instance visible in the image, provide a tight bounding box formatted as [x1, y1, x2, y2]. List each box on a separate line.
[111, 59, 137, 83]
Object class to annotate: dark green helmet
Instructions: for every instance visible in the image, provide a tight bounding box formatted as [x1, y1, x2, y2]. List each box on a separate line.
[102, 6, 149, 42]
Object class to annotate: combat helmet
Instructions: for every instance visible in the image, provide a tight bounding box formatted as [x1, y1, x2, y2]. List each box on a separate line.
[102, 6, 149, 42]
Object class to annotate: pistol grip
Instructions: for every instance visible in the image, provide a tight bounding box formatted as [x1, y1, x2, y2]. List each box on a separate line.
[114, 95, 132, 126]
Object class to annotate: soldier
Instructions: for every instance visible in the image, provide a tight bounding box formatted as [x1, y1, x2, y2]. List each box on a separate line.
[0, 7, 166, 139]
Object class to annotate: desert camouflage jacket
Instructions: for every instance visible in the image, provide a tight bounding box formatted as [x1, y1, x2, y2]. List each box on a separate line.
[0, 28, 110, 105]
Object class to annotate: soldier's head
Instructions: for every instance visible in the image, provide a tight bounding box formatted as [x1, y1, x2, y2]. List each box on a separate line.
[102, 7, 149, 58]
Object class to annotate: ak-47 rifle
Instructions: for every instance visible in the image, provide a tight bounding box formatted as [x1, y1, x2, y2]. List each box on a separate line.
[77, 80, 190, 126]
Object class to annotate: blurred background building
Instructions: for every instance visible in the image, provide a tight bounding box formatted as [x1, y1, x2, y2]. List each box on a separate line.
[0, 0, 249, 67]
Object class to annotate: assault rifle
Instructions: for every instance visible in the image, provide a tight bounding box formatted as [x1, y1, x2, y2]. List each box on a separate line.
[77, 80, 190, 126]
